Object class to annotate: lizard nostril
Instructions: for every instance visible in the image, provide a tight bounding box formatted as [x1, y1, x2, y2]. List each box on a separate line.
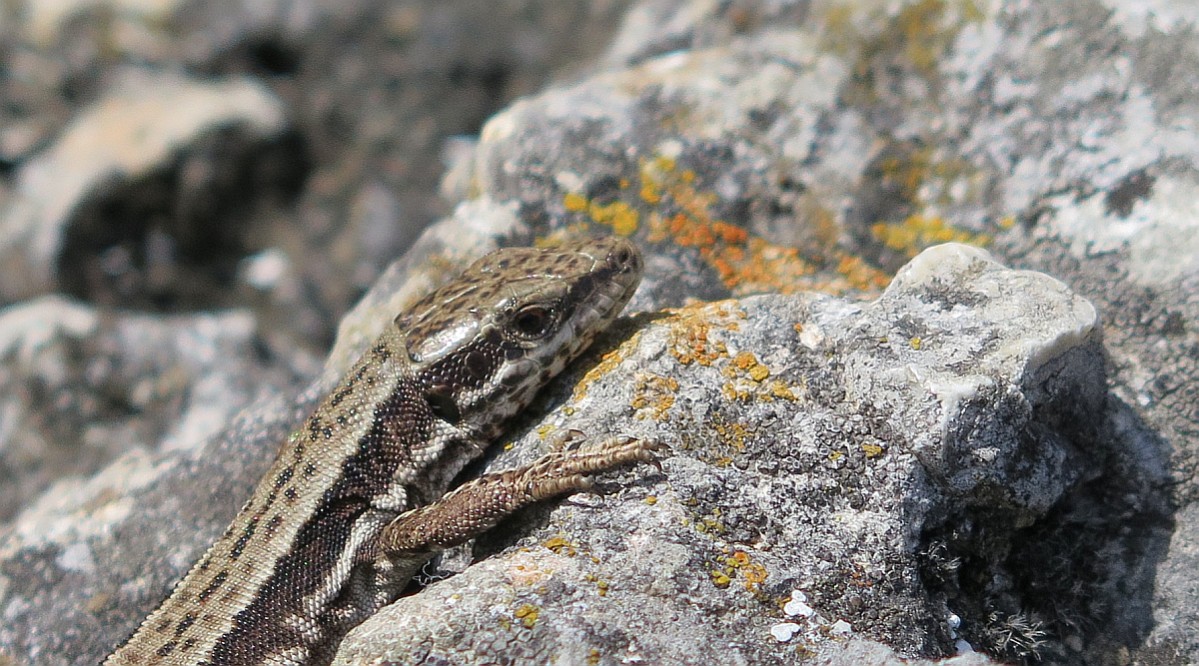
[609, 242, 641, 273]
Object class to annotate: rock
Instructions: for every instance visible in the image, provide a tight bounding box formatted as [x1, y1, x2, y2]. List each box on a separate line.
[0, 295, 317, 524]
[1, 1, 1198, 665]
[331, 244, 1107, 664]
[0, 295, 319, 663]
[0, 69, 297, 306]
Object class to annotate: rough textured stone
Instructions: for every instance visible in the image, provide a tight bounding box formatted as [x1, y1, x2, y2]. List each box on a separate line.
[333, 243, 1108, 664]
[0, 70, 293, 304]
[0, 296, 317, 524]
[1, 1, 1197, 665]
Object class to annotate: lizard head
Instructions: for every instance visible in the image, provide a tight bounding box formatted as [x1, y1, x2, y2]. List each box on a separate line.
[396, 236, 643, 438]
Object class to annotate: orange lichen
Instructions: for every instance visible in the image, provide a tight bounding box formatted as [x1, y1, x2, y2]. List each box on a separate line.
[566, 153, 900, 297]
[639, 157, 893, 296]
[630, 373, 679, 421]
[721, 349, 799, 402]
[713, 420, 752, 452]
[836, 254, 892, 292]
[711, 550, 769, 593]
[573, 330, 642, 400]
[661, 302, 743, 367]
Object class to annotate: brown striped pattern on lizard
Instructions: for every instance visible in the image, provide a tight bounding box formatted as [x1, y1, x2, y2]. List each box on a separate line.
[105, 237, 655, 666]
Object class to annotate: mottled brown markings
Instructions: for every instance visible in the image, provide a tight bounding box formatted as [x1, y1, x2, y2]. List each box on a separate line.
[207, 382, 432, 661]
[104, 238, 644, 666]
[265, 514, 284, 537]
[156, 641, 177, 657]
[174, 614, 196, 637]
[196, 571, 228, 602]
[329, 386, 352, 408]
[230, 516, 258, 560]
[273, 468, 293, 489]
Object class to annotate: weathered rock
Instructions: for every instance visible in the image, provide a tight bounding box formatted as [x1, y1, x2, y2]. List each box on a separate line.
[2, 1, 1198, 665]
[0, 295, 318, 525]
[0, 70, 296, 306]
[0, 298, 319, 664]
[332, 243, 1109, 664]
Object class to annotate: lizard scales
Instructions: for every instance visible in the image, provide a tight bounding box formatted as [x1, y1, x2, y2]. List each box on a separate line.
[105, 237, 650, 665]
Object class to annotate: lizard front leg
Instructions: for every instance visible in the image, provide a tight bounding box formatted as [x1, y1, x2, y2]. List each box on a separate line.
[378, 436, 662, 556]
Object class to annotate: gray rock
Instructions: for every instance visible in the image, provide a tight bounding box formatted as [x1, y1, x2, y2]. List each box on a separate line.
[0, 296, 317, 524]
[0, 296, 319, 663]
[1, 1, 1198, 665]
[0, 70, 293, 304]
[332, 243, 1107, 665]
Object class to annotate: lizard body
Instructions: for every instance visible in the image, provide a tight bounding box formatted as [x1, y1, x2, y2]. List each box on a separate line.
[104, 237, 650, 665]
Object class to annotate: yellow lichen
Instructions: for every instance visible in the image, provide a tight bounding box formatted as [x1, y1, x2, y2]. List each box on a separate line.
[588, 200, 640, 236]
[514, 603, 540, 629]
[871, 214, 991, 257]
[563, 192, 589, 212]
[573, 330, 642, 400]
[769, 380, 798, 401]
[542, 536, 577, 556]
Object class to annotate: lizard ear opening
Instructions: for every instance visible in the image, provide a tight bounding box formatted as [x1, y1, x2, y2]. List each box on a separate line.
[424, 385, 461, 424]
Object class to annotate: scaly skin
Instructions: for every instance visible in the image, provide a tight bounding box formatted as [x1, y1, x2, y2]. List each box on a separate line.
[105, 237, 652, 666]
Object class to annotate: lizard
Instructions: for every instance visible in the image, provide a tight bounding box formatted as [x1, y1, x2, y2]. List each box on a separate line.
[104, 236, 656, 665]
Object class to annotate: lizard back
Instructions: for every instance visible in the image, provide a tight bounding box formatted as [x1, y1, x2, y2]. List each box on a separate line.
[104, 237, 643, 665]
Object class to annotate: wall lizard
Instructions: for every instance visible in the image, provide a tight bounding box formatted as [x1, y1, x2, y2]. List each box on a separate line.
[104, 236, 655, 665]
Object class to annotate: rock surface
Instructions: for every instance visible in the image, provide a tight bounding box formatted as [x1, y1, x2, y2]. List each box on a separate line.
[333, 243, 1110, 664]
[1, 1, 1197, 665]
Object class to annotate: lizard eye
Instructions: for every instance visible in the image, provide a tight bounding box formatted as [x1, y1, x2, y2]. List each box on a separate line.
[513, 304, 555, 339]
